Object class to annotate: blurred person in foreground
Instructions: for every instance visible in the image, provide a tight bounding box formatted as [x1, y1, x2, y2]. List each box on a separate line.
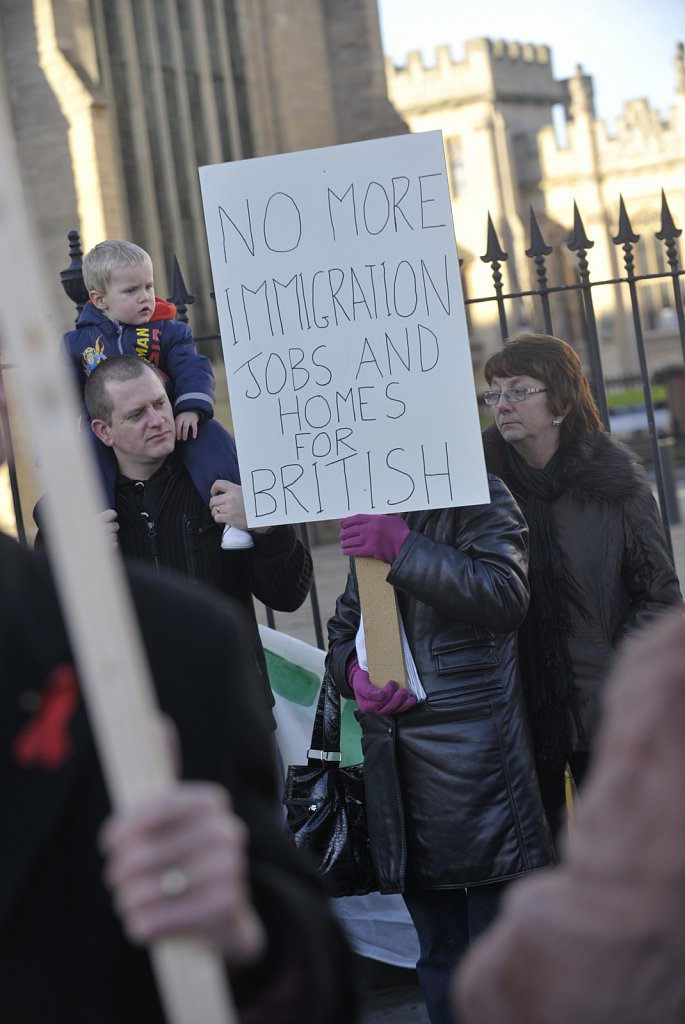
[453, 606, 685, 1024]
[0, 371, 357, 1023]
[481, 333, 681, 840]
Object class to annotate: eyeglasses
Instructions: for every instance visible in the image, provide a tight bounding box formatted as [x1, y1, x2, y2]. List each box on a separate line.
[482, 387, 547, 406]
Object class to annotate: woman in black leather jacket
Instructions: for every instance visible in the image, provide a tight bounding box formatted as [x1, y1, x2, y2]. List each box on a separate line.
[326, 477, 555, 1024]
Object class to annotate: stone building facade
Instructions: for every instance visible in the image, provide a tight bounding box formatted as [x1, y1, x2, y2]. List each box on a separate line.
[1, 0, 405, 337]
[386, 37, 685, 380]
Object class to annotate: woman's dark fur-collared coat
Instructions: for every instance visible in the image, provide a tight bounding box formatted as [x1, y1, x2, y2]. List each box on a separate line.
[482, 427, 683, 751]
[326, 476, 556, 894]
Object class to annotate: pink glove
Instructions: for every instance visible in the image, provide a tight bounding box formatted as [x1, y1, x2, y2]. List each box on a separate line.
[339, 514, 410, 564]
[347, 657, 417, 716]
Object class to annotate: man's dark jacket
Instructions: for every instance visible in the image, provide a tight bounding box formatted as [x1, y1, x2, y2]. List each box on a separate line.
[37, 454, 313, 725]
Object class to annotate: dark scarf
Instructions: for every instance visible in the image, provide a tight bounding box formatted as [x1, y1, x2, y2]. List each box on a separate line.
[505, 445, 576, 771]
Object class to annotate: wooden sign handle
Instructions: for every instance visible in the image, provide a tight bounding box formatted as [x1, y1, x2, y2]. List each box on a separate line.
[0, 84, 237, 1024]
[355, 557, 407, 688]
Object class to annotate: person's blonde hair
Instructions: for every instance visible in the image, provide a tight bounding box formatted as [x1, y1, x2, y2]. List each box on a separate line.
[83, 239, 152, 294]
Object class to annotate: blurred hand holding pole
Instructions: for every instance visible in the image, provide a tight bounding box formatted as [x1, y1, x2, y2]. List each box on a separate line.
[0, 80, 237, 1024]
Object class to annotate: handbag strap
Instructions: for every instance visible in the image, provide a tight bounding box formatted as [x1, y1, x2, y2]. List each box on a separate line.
[306, 669, 343, 766]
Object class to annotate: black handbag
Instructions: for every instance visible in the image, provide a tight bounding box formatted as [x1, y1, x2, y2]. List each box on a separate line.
[283, 668, 377, 898]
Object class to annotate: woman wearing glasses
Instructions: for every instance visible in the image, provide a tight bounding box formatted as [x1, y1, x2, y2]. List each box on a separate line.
[482, 333, 682, 841]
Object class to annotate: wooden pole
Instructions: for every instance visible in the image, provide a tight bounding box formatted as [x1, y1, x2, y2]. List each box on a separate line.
[0, 85, 236, 1024]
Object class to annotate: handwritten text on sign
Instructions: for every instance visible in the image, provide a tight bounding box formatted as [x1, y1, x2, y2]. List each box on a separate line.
[200, 131, 488, 526]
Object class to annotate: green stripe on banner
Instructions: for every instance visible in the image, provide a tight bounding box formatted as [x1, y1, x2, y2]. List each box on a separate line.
[265, 646, 364, 766]
[265, 650, 320, 705]
[340, 702, 363, 766]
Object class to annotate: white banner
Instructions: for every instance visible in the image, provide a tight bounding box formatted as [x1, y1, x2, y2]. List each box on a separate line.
[260, 625, 420, 968]
[200, 131, 488, 526]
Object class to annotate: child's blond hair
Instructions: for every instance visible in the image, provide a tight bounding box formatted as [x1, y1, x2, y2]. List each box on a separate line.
[83, 239, 152, 294]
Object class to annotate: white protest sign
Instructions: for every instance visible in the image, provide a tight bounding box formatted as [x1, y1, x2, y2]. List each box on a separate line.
[200, 130, 488, 527]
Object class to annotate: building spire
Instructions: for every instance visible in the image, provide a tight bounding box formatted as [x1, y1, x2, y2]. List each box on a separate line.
[675, 42, 685, 98]
[568, 64, 594, 117]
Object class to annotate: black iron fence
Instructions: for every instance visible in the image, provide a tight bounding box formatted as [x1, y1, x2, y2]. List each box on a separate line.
[474, 194, 685, 556]
[1, 192, 683, 646]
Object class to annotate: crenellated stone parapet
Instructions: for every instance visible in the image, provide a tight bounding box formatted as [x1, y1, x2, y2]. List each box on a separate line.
[539, 88, 685, 184]
[386, 38, 563, 113]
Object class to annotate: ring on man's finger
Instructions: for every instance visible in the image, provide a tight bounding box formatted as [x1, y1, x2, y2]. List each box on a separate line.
[159, 867, 190, 897]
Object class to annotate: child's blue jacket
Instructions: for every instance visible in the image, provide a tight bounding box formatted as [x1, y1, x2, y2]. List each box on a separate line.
[63, 298, 215, 420]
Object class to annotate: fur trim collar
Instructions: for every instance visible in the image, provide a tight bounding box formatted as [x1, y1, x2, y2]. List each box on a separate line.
[482, 426, 649, 506]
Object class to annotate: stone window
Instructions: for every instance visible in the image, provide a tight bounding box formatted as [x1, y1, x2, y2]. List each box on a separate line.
[446, 136, 466, 198]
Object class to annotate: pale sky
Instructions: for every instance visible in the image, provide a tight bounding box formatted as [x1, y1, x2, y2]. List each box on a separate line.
[377, 0, 683, 127]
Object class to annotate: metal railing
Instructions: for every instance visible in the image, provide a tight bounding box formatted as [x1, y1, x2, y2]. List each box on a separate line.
[473, 193, 685, 557]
